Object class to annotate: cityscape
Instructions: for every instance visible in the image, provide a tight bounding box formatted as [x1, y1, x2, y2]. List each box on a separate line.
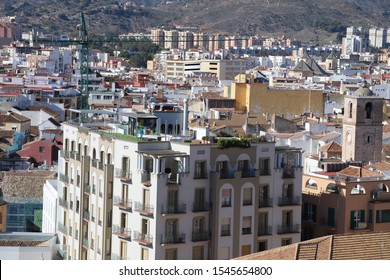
[1, 5, 390, 262]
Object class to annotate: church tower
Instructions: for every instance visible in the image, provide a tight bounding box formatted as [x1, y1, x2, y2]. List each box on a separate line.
[342, 85, 383, 163]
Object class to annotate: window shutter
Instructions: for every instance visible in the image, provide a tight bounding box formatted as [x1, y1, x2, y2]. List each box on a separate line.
[360, 210, 365, 222]
[313, 204, 317, 223]
[350, 211, 355, 229]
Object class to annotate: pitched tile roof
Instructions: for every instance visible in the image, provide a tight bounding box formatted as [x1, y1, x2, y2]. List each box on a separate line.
[319, 141, 342, 152]
[337, 165, 383, 178]
[235, 231, 390, 260]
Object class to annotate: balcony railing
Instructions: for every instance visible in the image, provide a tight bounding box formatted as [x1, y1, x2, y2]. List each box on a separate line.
[258, 226, 273, 236]
[192, 201, 210, 212]
[59, 173, 69, 183]
[113, 196, 132, 211]
[112, 254, 130, 260]
[277, 224, 300, 234]
[242, 228, 252, 235]
[92, 159, 103, 170]
[58, 222, 68, 235]
[241, 169, 256, 178]
[133, 231, 153, 245]
[278, 196, 301, 206]
[161, 233, 186, 245]
[161, 203, 186, 215]
[167, 173, 181, 185]
[134, 202, 154, 216]
[259, 198, 273, 208]
[57, 244, 67, 259]
[221, 228, 231, 236]
[112, 225, 132, 240]
[58, 197, 69, 209]
[115, 168, 132, 182]
[219, 171, 235, 179]
[282, 168, 295, 178]
[82, 236, 89, 247]
[83, 209, 90, 221]
[84, 185, 91, 194]
[192, 231, 209, 242]
[259, 169, 271, 176]
[141, 171, 151, 185]
[194, 173, 207, 179]
[60, 150, 70, 159]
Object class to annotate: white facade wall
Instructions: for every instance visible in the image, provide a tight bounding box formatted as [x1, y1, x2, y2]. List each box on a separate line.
[42, 179, 58, 234]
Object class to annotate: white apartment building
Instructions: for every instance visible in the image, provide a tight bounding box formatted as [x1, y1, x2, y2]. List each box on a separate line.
[165, 59, 247, 82]
[56, 117, 302, 260]
[42, 179, 59, 234]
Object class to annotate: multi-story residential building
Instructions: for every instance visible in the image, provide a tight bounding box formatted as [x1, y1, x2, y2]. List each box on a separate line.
[369, 28, 387, 48]
[150, 29, 165, 48]
[164, 30, 179, 50]
[57, 114, 302, 260]
[165, 59, 247, 81]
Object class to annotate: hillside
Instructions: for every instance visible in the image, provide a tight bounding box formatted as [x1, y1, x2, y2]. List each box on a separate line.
[1, 0, 389, 43]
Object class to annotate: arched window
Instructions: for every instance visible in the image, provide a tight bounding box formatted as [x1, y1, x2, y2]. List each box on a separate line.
[365, 102, 372, 119]
[349, 102, 353, 118]
[305, 179, 318, 189]
[160, 124, 166, 133]
[351, 184, 366, 195]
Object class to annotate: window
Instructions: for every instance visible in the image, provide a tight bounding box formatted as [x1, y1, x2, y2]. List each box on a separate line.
[165, 249, 177, 260]
[192, 246, 204, 260]
[376, 210, 390, 223]
[194, 161, 207, 179]
[243, 188, 252, 206]
[351, 185, 365, 195]
[141, 248, 149, 260]
[221, 189, 232, 207]
[305, 179, 318, 189]
[326, 184, 339, 193]
[349, 102, 353, 118]
[39, 146, 45, 153]
[282, 238, 292, 246]
[258, 240, 267, 252]
[221, 218, 231, 236]
[259, 158, 270, 175]
[328, 208, 336, 227]
[365, 102, 372, 119]
[259, 185, 270, 207]
[304, 203, 317, 222]
[242, 216, 251, 234]
[350, 210, 366, 229]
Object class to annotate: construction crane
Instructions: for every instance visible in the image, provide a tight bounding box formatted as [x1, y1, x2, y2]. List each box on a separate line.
[30, 12, 149, 112]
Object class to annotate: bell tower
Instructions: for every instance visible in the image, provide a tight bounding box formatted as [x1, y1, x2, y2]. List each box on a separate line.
[342, 85, 383, 163]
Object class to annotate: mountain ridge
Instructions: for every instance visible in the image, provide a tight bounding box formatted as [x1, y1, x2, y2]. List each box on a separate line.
[1, 0, 389, 43]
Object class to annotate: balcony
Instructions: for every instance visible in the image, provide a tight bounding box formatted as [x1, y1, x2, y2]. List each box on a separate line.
[92, 159, 104, 170]
[83, 209, 90, 221]
[161, 233, 186, 245]
[115, 168, 132, 183]
[57, 244, 67, 259]
[241, 169, 256, 178]
[58, 197, 69, 209]
[282, 168, 295, 179]
[58, 222, 69, 235]
[277, 224, 300, 234]
[113, 197, 132, 212]
[259, 198, 273, 208]
[258, 226, 273, 236]
[60, 150, 70, 159]
[161, 203, 186, 215]
[141, 171, 151, 186]
[192, 231, 209, 242]
[70, 152, 81, 161]
[84, 185, 91, 194]
[221, 228, 231, 236]
[133, 231, 153, 246]
[219, 171, 235, 179]
[134, 202, 154, 216]
[59, 173, 69, 184]
[278, 196, 301, 206]
[82, 237, 89, 248]
[194, 173, 207, 180]
[192, 201, 210, 212]
[112, 254, 131, 260]
[112, 225, 132, 241]
[259, 169, 271, 176]
[167, 173, 181, 185]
